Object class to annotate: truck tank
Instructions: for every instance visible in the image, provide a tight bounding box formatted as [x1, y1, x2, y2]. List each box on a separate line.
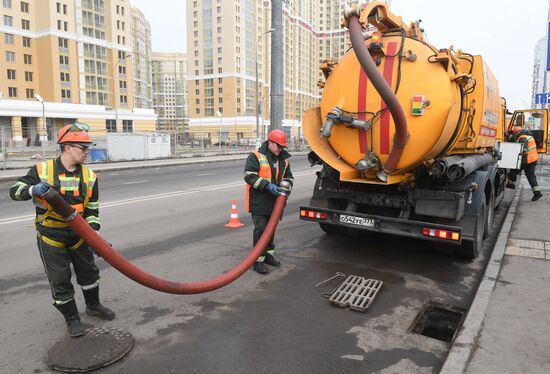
[304, 2, 502, 185]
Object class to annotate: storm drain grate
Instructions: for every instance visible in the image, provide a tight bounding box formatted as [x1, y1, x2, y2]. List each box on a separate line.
[328, 275, 383, 312]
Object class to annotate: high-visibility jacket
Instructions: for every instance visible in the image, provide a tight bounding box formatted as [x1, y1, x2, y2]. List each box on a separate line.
[10, 158, 100, 231]
[244, 147, 292, 214]
[517, 134, 538, 164]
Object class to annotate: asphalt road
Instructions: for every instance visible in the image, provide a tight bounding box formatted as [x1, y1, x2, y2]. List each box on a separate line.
[0, 156, 512, 373]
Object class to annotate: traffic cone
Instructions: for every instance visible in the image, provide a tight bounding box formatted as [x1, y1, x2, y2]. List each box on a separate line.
[225, 199, 245, 228]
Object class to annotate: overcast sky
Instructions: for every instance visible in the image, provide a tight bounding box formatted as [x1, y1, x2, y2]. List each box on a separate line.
[129, 0, 548, 109]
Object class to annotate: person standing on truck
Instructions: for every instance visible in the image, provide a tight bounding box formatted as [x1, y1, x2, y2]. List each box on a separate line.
[9, 123, 115, 338]
[244, 129, 294, 274]
[506, 126, 543, 201]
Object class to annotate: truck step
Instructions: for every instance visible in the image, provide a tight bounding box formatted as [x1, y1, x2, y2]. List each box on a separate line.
[328, 275, 383, 312]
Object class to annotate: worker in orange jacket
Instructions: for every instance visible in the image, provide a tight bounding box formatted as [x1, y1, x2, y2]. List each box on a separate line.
[10, 123, 115, 337]
[506, 126, 543, 201]
[244, 130, 294, 274]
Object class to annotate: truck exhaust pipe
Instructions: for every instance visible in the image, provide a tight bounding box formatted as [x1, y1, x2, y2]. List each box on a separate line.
[41, 188, 288, 295]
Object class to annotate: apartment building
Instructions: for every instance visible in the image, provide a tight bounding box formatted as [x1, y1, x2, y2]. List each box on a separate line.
[131, 5, 153, 110]
[0, 0, 156, 148]
[151, 52, 187, 132]
[186, 0, 370, 146]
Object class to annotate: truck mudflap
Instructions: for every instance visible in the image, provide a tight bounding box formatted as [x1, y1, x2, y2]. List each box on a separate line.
[299, 205, 463, 245]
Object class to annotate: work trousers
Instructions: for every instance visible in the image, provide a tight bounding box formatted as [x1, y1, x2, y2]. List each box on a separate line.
[36, 233, 99, 304]
[508, 161, 540, 193]
[252, 214, 275, 262]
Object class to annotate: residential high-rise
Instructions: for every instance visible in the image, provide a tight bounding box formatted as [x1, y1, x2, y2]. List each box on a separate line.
[532, 37, 548, 110]
[186, 0, 369, 146]
[0, 0, 156, 148]
[131, 5, 153, 110]
[152, 52, 188, 132]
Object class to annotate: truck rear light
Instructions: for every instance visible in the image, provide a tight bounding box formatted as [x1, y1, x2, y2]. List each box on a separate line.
[422, 227, 460, 241]
[300, 209, 327, 220]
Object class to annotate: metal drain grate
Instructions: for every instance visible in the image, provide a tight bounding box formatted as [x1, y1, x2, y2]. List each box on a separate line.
[328, 275, 382, 312]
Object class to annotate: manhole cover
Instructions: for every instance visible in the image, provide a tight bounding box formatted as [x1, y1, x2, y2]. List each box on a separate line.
[410, 302, 465, 342]
[47, 327, 133, 373]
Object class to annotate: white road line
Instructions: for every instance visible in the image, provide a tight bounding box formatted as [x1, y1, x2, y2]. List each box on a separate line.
[0, 170, 316, 226]
[122, 180, 149, 185]
[197, 173, 214, 176]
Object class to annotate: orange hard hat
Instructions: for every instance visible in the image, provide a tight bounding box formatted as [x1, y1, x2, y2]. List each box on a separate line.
[511, 126, 522, 135]
[57, 122, 95, 145]
[267, 129, 288, 147]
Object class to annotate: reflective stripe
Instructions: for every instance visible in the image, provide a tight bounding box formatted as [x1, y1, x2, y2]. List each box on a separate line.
[53, 298, 73, 305]
[12, 181, 28, 200]
[533, 186, 541, 192]
[81, 281, 99, 291]
[36, 216, 70, 228]
[266, 248, 275, 255]
[39, 233, 84, 250]
[87, 201, 99, 209]
[257, 255, 265, 262]
[86, 216, 101, 225]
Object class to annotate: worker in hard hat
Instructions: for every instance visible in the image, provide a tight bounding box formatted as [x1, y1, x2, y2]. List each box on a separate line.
[244, 129, 294, 274]
[506, 126, 543, 201]
[10, 122, 115, 338]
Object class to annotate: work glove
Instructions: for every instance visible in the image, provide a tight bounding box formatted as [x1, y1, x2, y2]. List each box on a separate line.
[266, 183, 282, 196]
[30, 182, 51, 197]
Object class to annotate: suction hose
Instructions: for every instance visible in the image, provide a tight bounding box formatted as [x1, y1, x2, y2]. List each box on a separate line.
[41, 188, 288, 294]
[347, 13, 409, 181]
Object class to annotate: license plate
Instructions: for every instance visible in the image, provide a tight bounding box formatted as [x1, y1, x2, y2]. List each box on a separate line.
[339, 214, 376, 227]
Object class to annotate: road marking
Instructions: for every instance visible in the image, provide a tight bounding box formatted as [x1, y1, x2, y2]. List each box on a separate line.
[197, 173, 214, 176]
[0, 170, 316, 225]
[122, 180, 149, 185]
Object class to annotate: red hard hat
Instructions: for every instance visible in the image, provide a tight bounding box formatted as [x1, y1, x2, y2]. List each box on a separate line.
[57, 123, 95, 145]
[511, 126, 522, 135]
[267, 129, 288, 147]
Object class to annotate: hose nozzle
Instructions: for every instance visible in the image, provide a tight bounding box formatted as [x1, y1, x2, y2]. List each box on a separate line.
[320, 107, 343, 139]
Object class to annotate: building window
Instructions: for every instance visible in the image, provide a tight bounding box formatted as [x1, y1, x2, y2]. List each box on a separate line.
[60, 72, 70, 81]
[7, 69, 16, 79]
[3, 15, 13, 26]
[64, 21, 68, 31]
[21, 19, 30, 30]
[57, 20, 62, 30]
[63, 4, 67, 14]
[26, 88, 34, 98]
[61, 89, 71, 99]
[8, 87, 16, 97]
[56, 2, 60, 12]
[122, 120, 133, 133]
[4, 33, 13, 44]
[24, 71, 32, 81]
[58, 55, 68, 65]
[58, 37, 68, 48]
[106, 119, 116, 133]
[22, 36, 31, 47]
[20, 1, 29, 12]
[3, 0, 11, 8]
[6, 51, 15, 62]
[120, 95, 127, 103]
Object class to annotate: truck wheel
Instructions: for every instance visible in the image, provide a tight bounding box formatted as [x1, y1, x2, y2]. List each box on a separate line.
[457, 196, 486, 258]
[484, 192, 495, 238]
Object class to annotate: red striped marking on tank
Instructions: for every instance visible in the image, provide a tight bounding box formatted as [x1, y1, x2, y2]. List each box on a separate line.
[380, 42, 398, 154]
[357, 67, 369, 153]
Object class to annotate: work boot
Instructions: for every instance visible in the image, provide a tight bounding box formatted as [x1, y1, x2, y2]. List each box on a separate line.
[66, 317, 85, 338]
[253, 261, 269, 274]
[264, 253, 281, 267]
[83, 286, 116, 321]
[54, 299, 85, 338]
[532, 192, 543, 201]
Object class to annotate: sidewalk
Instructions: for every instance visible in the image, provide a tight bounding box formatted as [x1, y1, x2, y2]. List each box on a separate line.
[441, 155, 550, 374]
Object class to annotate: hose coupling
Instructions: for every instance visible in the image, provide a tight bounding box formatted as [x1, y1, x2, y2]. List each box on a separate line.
[355, 152, 380, 172]
[320, 107, 343, 139]
[279, 181, 292, 196]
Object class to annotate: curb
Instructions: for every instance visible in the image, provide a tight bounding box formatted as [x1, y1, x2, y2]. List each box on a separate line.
[439, 181, 523, 374]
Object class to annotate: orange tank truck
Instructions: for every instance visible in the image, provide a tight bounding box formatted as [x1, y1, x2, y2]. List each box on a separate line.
[299, 2, 548, 258]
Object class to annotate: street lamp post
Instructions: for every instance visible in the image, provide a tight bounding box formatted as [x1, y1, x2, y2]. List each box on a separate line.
[216, 110, 222, 152]
[255, 29, 274, 148]
[34, 94, 46, 160]
[114, 53, 131, 132]
[0, 91, 5, 170]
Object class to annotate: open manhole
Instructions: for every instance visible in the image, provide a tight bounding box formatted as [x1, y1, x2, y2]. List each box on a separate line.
[409, 302, 466, 342]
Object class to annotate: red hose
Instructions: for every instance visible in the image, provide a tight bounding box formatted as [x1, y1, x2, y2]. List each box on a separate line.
[43, 188, 288, 294]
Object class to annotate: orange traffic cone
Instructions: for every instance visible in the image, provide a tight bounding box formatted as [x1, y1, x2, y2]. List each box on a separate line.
[225, 199, 245, 228]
